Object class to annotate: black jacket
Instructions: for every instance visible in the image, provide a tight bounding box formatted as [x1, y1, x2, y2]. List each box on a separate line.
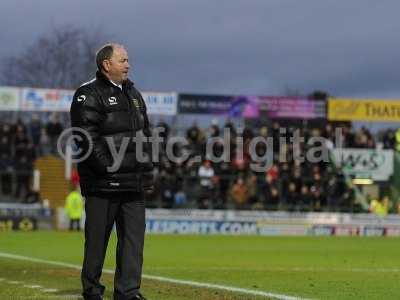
[70, 71, 153, 196]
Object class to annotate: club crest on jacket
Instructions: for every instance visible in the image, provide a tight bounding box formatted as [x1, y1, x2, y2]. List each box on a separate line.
[132, 98, 140, 109]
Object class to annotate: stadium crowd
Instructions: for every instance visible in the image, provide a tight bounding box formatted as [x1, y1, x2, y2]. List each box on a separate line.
[152, 120, 358, 211]
[0, 113, 63, 202]
[0, 114, 399, 212]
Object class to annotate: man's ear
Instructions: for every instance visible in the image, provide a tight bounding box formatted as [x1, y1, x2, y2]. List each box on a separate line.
[102, 60, 110, 72]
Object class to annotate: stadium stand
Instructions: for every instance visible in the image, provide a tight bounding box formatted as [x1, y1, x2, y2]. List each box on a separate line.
[0, 113, 399, 213]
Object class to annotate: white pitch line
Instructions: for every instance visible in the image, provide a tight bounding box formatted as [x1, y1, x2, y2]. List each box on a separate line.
[24, 296, 82, 299]
[24, 285, 43, 289]
[146, 266, 400, 273]
[42, 288, 59, 293]
[0, 251, 307, 300]
[2, 276, 65, 298]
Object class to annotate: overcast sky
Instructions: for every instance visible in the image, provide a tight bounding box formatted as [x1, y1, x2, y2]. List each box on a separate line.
[1, 0, 400, 98]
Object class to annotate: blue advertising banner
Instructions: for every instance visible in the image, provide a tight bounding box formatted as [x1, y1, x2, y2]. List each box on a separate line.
[146, 219, 258, 234]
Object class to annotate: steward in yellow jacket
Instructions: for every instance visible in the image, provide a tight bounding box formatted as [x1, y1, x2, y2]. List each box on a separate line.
[65, 190, 84, 231]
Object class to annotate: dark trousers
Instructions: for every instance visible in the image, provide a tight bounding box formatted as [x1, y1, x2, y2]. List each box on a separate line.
[81, 192, 145, 300]
[69, 218, 81, 231]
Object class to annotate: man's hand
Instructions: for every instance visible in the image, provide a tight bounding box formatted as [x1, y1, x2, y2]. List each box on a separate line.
[142, 171, 154, 196]
[143, 185, 154, 196]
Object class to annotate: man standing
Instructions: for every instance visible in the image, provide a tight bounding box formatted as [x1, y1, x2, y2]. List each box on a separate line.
[70, 43, 153, 300]
[64, 186, 84, 231]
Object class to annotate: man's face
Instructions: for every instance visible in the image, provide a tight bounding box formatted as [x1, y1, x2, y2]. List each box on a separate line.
[104, 46, 130, 84]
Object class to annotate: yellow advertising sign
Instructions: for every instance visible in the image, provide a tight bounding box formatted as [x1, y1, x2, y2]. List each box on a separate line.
[328, 98, 400, 122]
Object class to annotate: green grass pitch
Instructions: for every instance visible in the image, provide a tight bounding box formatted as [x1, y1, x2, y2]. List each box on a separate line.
[0, 232, 399, 299]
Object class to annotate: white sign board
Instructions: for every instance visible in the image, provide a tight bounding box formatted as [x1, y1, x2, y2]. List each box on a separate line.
[21, 87, 74, 111]
[142, 92, 178, 116]
[331, 148, 394, 181]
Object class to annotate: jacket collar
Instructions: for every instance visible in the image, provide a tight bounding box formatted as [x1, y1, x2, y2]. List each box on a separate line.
[96, 71, 134, 89]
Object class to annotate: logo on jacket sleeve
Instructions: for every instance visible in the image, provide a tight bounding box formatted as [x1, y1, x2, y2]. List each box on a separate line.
[108, 97, 118, 105]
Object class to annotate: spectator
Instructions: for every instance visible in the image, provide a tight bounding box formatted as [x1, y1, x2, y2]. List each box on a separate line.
[28, 113, 43, 156]
[158, 165, 176, 208]
[291, 167, 303, 192]
[279, 162, 290, 184]
[71, 168, 80, 187]
[262, 173, 280, 208]
[311, 186, 324, 211]
[381, 129, 395, 149]
[230, 177, 249, 209]
[323, 123, 334, 141]
[208, 121, 220, 138]
[14, 126, 29, 158]
[186, 121, 200, 144]
[156, 119, 169, 152]
[198, 160, 215, 208]
[266, 187, 280, 210]
[327, 176, 340, 209]
[369, 196, 389, 217]
[12, 119, 27, 138]
[246, 174, 259, 205]
[341, 125, 355, 148]
[310, 172, 323, 192]
[46, 113, 63, 154]
[65, 186, 84, 231]
[0, 136, 12, 162]
[198, 160, 214, 187]
[157, 118, 170, 139]
[242, 126, 254, 141]
[396, 128, 400, 151]
[267, 163, 279, 181]
[215, 161, 232, 207]
[25, 142, 37, 164]
[285, 182, 298, 209]
[0, 122, 13, 141]
[232, 151, 250, 175]
[0, 135, 13, 195]
[271, 121, 280, 153]
[298, 185, 312, 211]
[224, 119, 237, 137]
[174, 190, 188, 207]
[14, 155, 33, 202]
